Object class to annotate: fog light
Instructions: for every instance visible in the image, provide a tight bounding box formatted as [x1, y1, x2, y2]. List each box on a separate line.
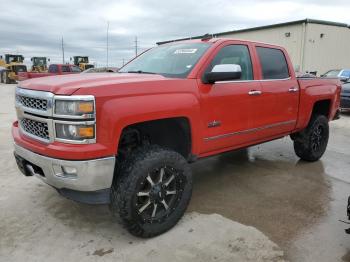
[53, 164, 77, 179]
[62, 166, 77, 175]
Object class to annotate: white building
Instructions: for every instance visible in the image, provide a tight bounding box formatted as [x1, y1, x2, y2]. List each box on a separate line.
[158, 19, 350, 75]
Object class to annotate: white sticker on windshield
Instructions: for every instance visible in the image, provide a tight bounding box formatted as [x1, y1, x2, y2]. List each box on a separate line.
[174, 49, 198, 54]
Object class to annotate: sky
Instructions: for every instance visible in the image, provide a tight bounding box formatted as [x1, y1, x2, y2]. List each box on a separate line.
[0, 0, 349, 68]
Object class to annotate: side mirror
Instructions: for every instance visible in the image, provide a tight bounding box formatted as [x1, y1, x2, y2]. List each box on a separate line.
[70, 57, 72, 61]
[30, 58, 33, 61]
[340, 76, 350, 83]
[48, 58, 50, 62]
[203, 64, 242, 84]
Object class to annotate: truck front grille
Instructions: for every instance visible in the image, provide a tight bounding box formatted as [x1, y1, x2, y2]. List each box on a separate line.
[16, 95, 48, 111]
[20, 118, 49, 140]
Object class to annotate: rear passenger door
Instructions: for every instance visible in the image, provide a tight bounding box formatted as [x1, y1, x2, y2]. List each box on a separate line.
[253, 46, 299, 138]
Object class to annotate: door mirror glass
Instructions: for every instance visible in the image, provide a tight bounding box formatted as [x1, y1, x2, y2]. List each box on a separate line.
[204, 64, 242, 84]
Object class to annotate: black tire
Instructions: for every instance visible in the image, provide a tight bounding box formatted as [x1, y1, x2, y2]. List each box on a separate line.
[0, 71, 3, 83]
[293, 115, 329, 162]
[4, 71, 10, 84]
[110, 145, 192, 238]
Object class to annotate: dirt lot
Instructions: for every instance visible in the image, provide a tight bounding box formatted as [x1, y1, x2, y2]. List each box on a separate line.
[1, 83, 350, 261]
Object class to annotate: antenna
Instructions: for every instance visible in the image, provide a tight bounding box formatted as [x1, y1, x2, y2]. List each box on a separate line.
[61, 37, 65, 64]
[107, 21, 109, 67]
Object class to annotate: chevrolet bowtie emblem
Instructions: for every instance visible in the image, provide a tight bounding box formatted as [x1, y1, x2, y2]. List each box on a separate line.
[208, 120, 221, 128]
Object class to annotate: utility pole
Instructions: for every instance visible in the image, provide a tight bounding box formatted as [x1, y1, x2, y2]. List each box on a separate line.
[106, 21, 109, 67]
[61, 37, 65, 64]
[134, 36, 138, 57]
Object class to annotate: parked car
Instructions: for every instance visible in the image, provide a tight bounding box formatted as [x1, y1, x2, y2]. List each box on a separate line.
[321, 69, 350, 82]
[82, 67, 119, 73]
[13, 38, 341, 238]
[18, 64, 81, 81]
[341, 79, 350, 111]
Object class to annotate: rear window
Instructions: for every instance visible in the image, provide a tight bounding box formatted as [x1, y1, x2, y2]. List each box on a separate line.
[48, 65, 58, 73]
[257, 47, 290, 79]
[340, 70, 350, 78]
[61, 65, 70, 72]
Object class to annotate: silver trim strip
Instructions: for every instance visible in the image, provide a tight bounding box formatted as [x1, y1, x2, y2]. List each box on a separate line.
[215, 77, 291, 84]
[15, 87, 54, 117]
[204, 120, 296, 141]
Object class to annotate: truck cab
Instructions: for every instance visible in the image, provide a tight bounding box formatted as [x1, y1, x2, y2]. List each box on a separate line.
[31, 57, 48, 72]
[72, 56, 94, 71]
[0, 54, 27, 84]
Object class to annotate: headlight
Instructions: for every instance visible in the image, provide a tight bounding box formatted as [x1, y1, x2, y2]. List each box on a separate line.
[54, 96, 94, 117]
[55, 123, 95, 141]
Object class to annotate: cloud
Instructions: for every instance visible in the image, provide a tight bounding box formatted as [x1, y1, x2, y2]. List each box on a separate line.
[0, 0, 349, 67]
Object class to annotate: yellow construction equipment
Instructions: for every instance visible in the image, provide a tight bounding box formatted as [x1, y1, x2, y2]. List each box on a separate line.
[31, 57, 49, 72]
[0, 54, 27, 84]
[71, 56, 94, 71]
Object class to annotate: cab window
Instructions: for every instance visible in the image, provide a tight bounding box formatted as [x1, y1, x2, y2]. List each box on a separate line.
[257, 47, 290, 79]
[207, 45, 253, 80]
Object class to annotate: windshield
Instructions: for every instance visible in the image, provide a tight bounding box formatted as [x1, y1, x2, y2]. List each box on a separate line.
[323, 70, 340, 77]
[119, 42, 211, 78]
[77, 57, 88, 63]
[34, 58, 46, 66]
[7, 56, 24, 63]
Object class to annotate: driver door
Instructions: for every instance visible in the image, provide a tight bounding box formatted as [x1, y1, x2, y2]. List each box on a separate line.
[198, 43, 262, 154]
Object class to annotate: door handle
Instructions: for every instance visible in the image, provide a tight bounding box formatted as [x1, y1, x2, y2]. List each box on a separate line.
[288, 87, 299, 93]
[248, 90, 262, 96]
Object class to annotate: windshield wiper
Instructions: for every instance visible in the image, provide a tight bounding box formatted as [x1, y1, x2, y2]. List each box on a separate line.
[126, 70, 157, 74]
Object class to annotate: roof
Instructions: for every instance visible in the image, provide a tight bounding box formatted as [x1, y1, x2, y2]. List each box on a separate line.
[157, 18, 350, 45]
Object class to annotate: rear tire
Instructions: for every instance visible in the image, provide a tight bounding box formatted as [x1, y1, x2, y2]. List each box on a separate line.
[4, 71, 10, 84]
[293, 115, 329, 162]
[110, 145, 192, 238]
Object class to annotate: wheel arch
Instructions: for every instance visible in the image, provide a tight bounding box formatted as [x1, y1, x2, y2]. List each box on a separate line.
[117, 116, 194, 160]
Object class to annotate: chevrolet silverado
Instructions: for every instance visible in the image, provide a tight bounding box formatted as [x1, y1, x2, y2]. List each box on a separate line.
[13, 38, 341, 237]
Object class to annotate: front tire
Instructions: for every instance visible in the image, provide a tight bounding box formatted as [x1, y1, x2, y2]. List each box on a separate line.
[4, 71, 10, 84]
[110, 145, 192, 238]
[293, 115, 329, 162]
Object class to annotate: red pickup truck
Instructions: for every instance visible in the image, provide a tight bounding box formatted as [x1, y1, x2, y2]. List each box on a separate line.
[18, 64, 81, 81]
[13, 38, 341, 237]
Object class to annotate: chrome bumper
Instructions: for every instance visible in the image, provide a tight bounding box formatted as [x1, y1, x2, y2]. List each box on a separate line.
[14, 143, 115, 192]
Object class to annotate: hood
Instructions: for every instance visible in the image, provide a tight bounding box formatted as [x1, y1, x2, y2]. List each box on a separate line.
[18, 73, 169, 95]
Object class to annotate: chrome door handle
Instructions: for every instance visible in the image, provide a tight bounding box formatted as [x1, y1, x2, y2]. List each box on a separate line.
[248, 90, 262, 96]
[288, 87, 299, 93]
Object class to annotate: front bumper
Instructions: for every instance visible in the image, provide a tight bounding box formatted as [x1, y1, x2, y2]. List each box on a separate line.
[14, 143, 115, 193]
